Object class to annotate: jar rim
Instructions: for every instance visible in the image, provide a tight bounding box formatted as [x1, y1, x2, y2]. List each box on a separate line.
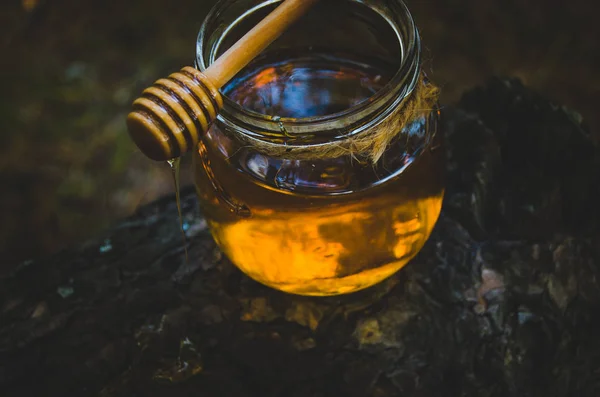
[196, 0, 421, 147]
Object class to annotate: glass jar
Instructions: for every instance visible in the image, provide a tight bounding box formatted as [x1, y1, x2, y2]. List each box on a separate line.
[193, 0, 444, 296]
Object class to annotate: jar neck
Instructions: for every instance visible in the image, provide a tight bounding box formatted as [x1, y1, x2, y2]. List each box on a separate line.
[196, 0, 421, 148]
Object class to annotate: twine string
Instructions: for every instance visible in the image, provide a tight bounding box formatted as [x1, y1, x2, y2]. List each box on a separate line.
[234, 74, 439, 163]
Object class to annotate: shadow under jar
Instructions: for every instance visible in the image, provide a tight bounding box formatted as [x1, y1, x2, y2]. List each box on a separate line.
[193, 0, 444, 296]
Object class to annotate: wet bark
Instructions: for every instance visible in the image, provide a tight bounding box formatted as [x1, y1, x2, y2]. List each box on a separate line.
[1, 78, 600, 397]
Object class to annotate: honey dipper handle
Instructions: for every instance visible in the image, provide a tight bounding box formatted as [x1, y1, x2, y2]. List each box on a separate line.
[204, 0, 320, 89]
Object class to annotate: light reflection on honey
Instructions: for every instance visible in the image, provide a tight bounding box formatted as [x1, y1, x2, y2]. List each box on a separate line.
[252, 67, 278, 88]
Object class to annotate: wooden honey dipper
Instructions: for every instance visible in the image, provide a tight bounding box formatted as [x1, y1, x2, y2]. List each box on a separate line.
[127, 0, 319, 162]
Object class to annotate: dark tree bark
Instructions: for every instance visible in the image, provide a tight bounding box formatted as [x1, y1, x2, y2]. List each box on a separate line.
[2, 78, 600, 397]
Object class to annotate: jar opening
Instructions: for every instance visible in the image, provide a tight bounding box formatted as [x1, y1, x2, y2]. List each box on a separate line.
[197, 0, 421, 145]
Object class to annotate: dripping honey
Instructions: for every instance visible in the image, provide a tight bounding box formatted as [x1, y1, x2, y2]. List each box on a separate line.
[193, 54, 444, 296]
[167, 157, 188, 262]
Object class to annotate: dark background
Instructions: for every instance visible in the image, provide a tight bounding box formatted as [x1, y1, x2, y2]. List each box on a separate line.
[0, 0, 598, 272]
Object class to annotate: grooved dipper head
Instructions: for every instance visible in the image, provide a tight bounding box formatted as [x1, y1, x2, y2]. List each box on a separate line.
[126, 67, 223, 161]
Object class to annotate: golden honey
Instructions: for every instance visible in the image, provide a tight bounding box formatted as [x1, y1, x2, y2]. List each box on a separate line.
[193, 52, 444, 296]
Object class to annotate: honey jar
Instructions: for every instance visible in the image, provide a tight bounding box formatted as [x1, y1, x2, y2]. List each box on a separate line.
[191, 0, 444, 296]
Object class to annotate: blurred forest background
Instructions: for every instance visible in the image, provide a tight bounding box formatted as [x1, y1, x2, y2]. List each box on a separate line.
[0, 0, 598, 272]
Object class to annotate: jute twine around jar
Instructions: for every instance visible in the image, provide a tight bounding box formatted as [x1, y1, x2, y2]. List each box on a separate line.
[235, 74, 440, 164]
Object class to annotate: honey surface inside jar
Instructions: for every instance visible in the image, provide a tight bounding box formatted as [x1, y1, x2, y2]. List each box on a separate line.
[194, 54, 444, 296]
